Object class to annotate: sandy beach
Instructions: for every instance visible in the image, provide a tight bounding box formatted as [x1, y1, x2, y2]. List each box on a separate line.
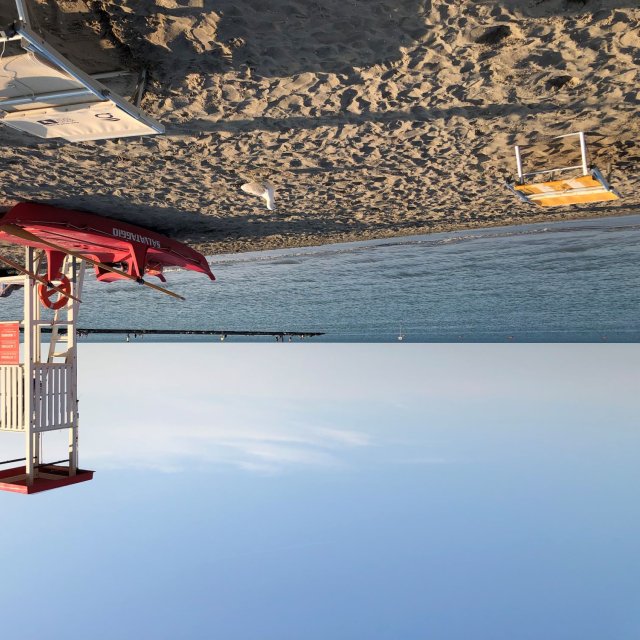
[0, 0, 638, 255]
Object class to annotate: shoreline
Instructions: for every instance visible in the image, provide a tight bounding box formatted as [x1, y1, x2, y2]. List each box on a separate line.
[192, 207, 640, 256]
[1, 207, 636, 263]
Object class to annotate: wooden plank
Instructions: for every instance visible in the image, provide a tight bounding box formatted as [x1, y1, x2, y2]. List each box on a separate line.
[18, 365, 23, 431]
[9, 367, 15, 429]
[3, 367, 7, 429]
[52, 366, 57, 427]
[33, 366, 40, 431]
[63, 365, 69, 424]
[536, 192, 619, 206]
[47, 367, 53, 429]
[56, 366, 60, 425]
[56, 366, 61, 427]
[1, 367, 5, 429]
[4, 367, 8, 430]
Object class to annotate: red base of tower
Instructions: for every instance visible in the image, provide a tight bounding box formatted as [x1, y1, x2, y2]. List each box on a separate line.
[0, 465, 94, 494]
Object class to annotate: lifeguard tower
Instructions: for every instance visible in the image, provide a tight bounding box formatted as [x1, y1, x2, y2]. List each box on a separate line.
[0, 249, 93, 493]
[0, 202, 215, 494]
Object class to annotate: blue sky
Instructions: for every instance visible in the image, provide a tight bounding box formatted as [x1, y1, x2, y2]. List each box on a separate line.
[0, 344, 638, 639]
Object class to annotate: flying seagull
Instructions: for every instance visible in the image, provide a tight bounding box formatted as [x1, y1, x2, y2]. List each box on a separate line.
[241, 180, 276, 210]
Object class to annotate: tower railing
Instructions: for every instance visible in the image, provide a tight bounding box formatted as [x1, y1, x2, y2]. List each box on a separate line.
[33, 363, 74, 432]
[0, 364, 24, 431]
[0, 248, 93, 492]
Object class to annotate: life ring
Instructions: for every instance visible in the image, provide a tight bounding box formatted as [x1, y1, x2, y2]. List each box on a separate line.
[38, 274, 71, 310]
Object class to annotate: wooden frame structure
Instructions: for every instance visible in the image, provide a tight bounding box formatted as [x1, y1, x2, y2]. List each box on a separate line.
[0, 249, 93, 494]
[506, 132, 621, 207]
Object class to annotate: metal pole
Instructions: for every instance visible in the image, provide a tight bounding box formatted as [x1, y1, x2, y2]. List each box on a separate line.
[515, 146, 524, 183]
[14, 0, 30, 26]
[579, 131, 589, 176]
[0, 88, 94, 108]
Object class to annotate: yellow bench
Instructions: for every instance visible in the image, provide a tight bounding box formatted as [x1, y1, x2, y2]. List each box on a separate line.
[506, 132, 620, 207]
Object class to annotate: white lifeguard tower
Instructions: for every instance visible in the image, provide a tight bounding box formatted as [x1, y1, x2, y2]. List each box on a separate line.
[0, 249, 93, 494]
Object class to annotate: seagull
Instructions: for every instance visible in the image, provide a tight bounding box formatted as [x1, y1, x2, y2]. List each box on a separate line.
[241, 180, 276, 210]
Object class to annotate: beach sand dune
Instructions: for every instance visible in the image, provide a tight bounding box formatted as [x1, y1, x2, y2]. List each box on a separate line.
[0, 0, 638, 254]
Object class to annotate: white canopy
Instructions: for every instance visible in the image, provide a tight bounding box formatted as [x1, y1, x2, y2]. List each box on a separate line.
[0, 52, 86, 107]
[1, 100, 162, 142]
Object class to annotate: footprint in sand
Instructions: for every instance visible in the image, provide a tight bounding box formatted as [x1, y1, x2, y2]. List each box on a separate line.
[472, 25, 512, 46]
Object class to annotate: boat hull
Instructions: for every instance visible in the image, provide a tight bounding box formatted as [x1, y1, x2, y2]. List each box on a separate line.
[0, 202, 215, 282]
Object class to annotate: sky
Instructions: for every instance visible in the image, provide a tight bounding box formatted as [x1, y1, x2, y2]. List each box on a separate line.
[0, 344, 638, 639]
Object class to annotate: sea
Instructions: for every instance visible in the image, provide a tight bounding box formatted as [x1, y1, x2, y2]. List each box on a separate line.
[1, 214, 639, 342]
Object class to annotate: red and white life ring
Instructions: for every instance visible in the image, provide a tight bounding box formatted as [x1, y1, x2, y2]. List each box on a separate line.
[38, 274, 71, 310]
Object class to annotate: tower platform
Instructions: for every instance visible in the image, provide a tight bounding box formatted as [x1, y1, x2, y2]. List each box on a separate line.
[0, 465, 94, 494]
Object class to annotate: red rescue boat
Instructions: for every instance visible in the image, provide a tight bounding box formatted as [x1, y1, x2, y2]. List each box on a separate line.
[0, 202, 215, 283]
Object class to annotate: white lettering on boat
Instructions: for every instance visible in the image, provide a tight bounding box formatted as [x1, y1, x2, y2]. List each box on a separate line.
[112, 228, 161, 248]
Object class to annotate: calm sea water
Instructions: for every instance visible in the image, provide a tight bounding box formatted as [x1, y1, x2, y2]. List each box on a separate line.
[1, 214, 639, 342]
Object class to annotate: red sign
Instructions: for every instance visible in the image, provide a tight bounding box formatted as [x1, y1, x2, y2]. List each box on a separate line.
[0, 322, 19, 365]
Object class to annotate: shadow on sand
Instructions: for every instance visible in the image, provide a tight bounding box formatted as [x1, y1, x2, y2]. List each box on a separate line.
[478, 0, 638, 17]
[4, 0, 638, 82]
[15, 0, 431, 78]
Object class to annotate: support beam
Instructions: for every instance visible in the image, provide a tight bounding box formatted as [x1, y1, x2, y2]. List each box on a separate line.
[514, 145, 523, 183]
[23, 247, 34, 485]
[14, 0, 30, 27]
[0, 88, 93, 108]
[579, 131, 589, 176]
